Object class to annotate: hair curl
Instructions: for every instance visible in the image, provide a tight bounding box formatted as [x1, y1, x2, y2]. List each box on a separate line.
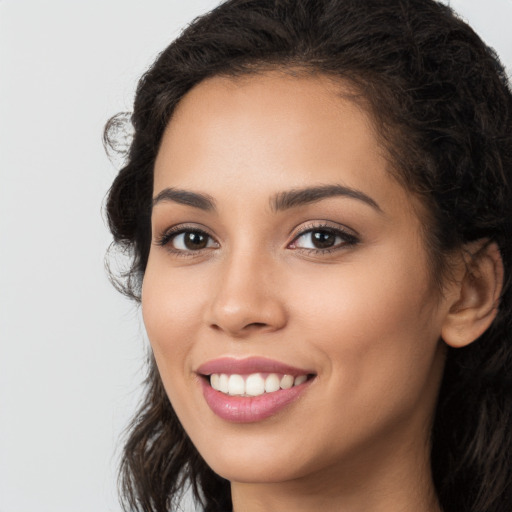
[104, 1, 512, 511]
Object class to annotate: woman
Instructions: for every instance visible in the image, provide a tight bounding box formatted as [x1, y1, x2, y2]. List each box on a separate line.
[104, 0, 512, 511]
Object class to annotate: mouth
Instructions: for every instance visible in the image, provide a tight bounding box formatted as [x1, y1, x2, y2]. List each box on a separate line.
[197, 357, 316, 422]
[207, 372, 312, 397]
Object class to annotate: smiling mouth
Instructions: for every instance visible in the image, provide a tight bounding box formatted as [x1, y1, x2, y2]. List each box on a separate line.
[197, 358, 316, 422]
[196, 357, 316, 421]
[207, 372, 313, 397]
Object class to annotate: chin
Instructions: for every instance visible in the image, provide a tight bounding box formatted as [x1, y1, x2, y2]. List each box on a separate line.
[206, 452, 307, 484]
[188, 423, 329, 485]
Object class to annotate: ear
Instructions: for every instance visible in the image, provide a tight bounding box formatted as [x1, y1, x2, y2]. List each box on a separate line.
[441, 241, 503, 348]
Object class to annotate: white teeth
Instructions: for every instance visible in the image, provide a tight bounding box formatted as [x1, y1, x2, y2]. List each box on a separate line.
[264, 373, 281, 393]
[209, 372, 309, 396]
[228, 374, 245, 396]
[210, 374, 220, 390]
[219, 374, 229, 393]
[294, 375, 307, 386]
[280, 374, 294, 389]
[245, 374, 266, 396]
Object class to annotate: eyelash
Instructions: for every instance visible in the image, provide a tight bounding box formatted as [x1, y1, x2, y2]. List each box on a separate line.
[289, 222, 359, 254]
[155, 224, 217, 258]
[155, 222, 359, 257]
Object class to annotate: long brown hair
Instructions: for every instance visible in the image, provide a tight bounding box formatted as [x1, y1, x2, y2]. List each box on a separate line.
[104, 1, 512, 510]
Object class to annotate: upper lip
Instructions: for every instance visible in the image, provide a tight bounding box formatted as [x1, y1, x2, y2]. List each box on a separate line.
[196, 356, 314, 376]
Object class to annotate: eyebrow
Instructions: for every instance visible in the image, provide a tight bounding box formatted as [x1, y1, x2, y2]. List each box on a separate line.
[152, 188, 216, 211]
[270, 184, 382, 213]
[151, 184, 381, 213]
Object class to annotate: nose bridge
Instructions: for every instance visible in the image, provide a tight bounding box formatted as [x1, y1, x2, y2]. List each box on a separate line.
[206, 241, 286, 336]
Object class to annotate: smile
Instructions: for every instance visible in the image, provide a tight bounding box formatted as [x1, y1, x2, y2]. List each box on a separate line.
[210, 373, 308, 397]
[197, 357, 316, 422]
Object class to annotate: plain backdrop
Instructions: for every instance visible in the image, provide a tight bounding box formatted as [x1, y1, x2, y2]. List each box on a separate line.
[0, 1, 511, 511]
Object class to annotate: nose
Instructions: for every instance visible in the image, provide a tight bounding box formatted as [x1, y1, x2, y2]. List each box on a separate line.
[205, 251, 288, 338]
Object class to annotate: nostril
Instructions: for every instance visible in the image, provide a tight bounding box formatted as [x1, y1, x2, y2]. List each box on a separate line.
[208, 321, 271, 336]
[206, 297, 287, 336]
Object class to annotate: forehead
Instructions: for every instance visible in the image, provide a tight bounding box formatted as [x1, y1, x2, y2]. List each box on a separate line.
[153, 72, 425, 223]
[156, 73, 383, 187]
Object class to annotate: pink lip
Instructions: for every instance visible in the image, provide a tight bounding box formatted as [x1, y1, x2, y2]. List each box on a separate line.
[196, 357, 315, 423]
[197, 356, 313, 377]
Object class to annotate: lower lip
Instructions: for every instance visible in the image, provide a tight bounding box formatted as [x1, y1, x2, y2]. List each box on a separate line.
[200, 378, 312, 423]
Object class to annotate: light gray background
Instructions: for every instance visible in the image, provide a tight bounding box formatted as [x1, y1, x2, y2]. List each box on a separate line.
[0, 1, 511, 511]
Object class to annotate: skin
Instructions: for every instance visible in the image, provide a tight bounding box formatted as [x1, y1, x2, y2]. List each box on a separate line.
[142, 72, 462, 512]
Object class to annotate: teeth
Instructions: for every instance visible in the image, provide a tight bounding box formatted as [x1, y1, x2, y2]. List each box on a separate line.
[228, 374, 244, 396]
[265, 373, 281, 393]
[218, 374, 229, 393]
[294, 375, 307, 386]
[210, 373, 220, 390]
[280, 375, 294, 389]
[209, 372, 309, 396]
[246, 373, 265, 396]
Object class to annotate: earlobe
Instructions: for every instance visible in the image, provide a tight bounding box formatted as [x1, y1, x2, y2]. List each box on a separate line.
[441, 241, 503, 348]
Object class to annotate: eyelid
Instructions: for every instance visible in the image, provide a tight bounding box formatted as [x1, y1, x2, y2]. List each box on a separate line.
[288, 221, 359, 251]
[153, 220, 358, 257]
[154, 223, 219, 255]
[289, 220, 358, 239]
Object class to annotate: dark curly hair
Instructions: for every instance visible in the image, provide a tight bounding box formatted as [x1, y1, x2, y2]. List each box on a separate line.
[104, 1, 512, 511]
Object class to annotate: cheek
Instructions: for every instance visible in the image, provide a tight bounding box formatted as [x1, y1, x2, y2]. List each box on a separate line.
[141, 258, 204, 374]
[292, 246, 436, 336]
[288, 245, 443, 404]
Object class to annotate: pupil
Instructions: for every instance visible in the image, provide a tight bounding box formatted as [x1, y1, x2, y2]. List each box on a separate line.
[313, 231, 335, 248]
[185, 232, 207, 250]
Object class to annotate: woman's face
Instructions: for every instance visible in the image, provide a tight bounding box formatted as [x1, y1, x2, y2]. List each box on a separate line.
[143, 73, 452, 487]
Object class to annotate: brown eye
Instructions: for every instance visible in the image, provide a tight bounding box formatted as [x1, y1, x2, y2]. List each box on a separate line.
[293, 229, 341, 250]
[170, 230, 217, 251]
[290, 227, 358, 252]
[311, 231, 337, 249]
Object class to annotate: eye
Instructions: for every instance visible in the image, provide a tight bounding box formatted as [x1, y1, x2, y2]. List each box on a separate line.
[289, 226, 358, 252]
[172, 230, 217, 250]
[156, 228, 219, 253]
